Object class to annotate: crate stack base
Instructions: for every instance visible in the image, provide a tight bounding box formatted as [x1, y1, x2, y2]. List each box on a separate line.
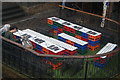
[48, 17, 102, 51]
[88, 44, 100, 51]
[14, 29, 79, 70]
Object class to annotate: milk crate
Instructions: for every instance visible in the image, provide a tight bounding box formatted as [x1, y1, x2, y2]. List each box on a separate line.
[74, 43, 87, 49]
[69, 28, 76, 34]
[58, 36, 67, 42]
[42, 47, 50, 54]
[36, 44, 42, 51]
[81, 37, 88, 42]
[53, 22, 63, 28]
[64, 31, 75, 37]
[88, 40, 100, 46]
[58, 28, 64, 33]
[88, 35, 101, 41]
[75, 35, 82, 40]
[30, 41, 36, 48]
[81, 33, 88, 39]
[52, 25, 58, 30]
[66, 40, 74, 46]
[88, 44, 100, 51]
[76, 30, 82, 36]
[48, 19, 53, 25]
[48, 24, 52, 27]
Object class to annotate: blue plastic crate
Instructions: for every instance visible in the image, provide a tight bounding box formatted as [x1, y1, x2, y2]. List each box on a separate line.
[16, 36, 21, 39]
[36, 44, 42, 51]
[80, 47, 86, 50]
[94, 62, 106, 68]
[88, 40, 100, 46]
[88, 43, 98, 46]
[74, 43, 82, 48]
[81, 33, 88, 39]
[58, 36, 67, 42]
[43, 57, 49, 60]
[94, 64, 104, 69]
[57, 31, 61, 34]
[74, 43, 87, 49]
[88, 40, 100, 44]
[79, 47, 87, 50]
[83, 44, 88, 48]
[52, 25, 58, 30]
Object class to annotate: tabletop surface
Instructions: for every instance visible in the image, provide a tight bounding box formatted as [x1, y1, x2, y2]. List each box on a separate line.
[97, 43, 117, 55]
[23, 29, 77, 51]
[15, 29, 65, 53]
[48, 17, 101, 36]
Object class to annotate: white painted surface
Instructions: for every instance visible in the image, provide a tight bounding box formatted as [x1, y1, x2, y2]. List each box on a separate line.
[48, 17, 102, 36]
[49, 38, 77, 51]
[96, 43, 117, 58]
[58, 33, 88, 46]
[23, 29, 77, 51]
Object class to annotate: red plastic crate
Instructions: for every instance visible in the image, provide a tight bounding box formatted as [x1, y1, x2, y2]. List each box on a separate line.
[94, 57, 101, 60]
[81, 37, 88, 42]
[49, 29, 54, 33]
[88, 44, 100, 51]
[14, 35, 16, 39]
[57, 50, 65, 55]
[94, 59, 106, 64]
[88, 35, 101, 41]
[47, 19, 53, 25]
[69, 28, 76, 34]
[36, 49, 42, 54]
[30, 41, 36, 48]
[49, 51, 56, 55]
[64, 26, 70, 31]
[53, 30, 58, 35]
[107, 53, 116, 57]
[67, 50, 77, 55]
[58, 28, 63, 33]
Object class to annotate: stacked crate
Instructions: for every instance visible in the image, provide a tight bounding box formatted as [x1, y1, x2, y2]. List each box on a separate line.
[58, 33, 88, 54]
[29, 37, 65, 55]
[29, 38, 65, 70]
[13, 29, 65, 55]
[48, 17, 64, 39]
[13, 30, 66, 70]
[22, 29, 78, 55]
[43, 59, 63, 70]
[94, 43, 117, 68]
[47, 17, 102, 51]
[49, 38, 78, 55]
[94, 58, 108, 69]
[96, 43, 117, 59]
[14, 29, 78, 70]
[80, 28, 101, 51]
